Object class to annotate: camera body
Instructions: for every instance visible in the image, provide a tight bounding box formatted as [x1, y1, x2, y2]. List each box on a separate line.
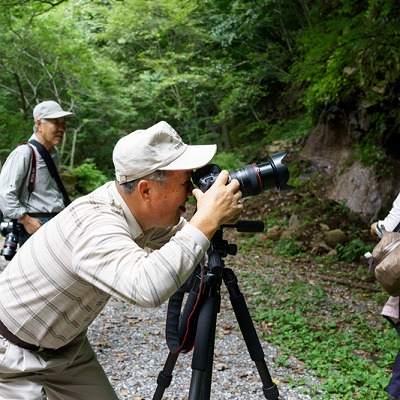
[192, 151, 291, 198]
[0, 219, 21, 261]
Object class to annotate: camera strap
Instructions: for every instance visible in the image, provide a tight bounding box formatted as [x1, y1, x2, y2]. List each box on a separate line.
[165, 262, 206, 354]
[21, 142, 37, 200]
[27, 140, 71, 206]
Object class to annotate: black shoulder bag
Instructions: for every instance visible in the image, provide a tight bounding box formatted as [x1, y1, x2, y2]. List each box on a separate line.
[28, 140, 71, 207]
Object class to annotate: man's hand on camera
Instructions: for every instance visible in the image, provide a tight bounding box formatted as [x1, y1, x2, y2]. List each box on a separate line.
[190, 170, 243, 240]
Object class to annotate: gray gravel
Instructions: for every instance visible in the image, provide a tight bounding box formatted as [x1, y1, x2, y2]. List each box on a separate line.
[88, 296, 324, 400]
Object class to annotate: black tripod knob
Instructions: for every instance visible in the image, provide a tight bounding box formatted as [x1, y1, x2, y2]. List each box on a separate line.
[228, 244, 237, 255]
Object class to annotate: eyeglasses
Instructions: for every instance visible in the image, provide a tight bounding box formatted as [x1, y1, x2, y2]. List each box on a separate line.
[45, 118, 67, 128]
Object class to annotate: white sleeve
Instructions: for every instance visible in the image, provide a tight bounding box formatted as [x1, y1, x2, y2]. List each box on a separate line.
[379, 193, 400, 232]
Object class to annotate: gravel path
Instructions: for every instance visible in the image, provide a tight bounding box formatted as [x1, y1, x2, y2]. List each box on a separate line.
[87, 295, 323, 400]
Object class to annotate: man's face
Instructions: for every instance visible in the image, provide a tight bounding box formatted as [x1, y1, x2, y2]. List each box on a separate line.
[149, 170, 194, 227]
[36, 118, 67, 149]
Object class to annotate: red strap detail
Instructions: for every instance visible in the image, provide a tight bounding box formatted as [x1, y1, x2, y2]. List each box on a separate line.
[19, 142, 36, 194]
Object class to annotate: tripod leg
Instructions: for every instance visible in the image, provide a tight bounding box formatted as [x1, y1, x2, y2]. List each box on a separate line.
[152, 351, 179, 400]
[189, 295, 219, 400]
[223, 268, 280, 400]
[198, 302, 218, 400]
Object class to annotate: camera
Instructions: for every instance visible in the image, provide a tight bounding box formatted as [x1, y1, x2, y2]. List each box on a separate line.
[0, 219, 22, 261]
[192, 151, 291, 197]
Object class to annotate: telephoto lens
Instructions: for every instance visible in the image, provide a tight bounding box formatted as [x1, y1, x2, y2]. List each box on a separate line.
[192, 151, 291, 198]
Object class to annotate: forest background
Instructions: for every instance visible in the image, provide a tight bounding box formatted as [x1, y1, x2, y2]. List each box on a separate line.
[1, 0, 399, 197]
[1, 1, 400, 398]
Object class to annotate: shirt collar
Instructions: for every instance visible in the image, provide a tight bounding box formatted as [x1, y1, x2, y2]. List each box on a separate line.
[29, 133, 57, 155]
[109, 181, 144, 239]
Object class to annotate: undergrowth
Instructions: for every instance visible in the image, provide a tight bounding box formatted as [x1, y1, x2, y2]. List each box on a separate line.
[242, 265, 397, 399]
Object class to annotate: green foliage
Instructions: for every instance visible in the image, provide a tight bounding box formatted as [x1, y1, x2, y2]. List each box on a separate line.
[267, 116, 313, 144]
[71, 160, 109, 195]
[246, 275, 398, 399]
[0, 115, 31, 162]
[0, 0, 399, 174]
[273, 236, 307, 259]
[353, 115, 397, 172]
[0, 0, 132, 170]
[333, 239, 372, 263]
[211, 151, 244, 170]
[291, 0, 400, 163]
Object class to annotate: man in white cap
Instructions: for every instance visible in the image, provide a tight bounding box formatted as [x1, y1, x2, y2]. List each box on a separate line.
[0, 100, 74, 247]
[0, 121, 243, 399]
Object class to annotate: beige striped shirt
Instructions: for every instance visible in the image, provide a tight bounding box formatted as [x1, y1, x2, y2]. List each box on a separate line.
[0, 181, 209, 349]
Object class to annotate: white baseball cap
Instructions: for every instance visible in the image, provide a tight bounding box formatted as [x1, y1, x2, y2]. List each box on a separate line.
[33, 101, 74, 120]
[113, 121, 217, 183]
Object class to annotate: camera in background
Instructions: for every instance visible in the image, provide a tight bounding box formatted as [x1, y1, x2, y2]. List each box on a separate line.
[0, 219, 21, 261]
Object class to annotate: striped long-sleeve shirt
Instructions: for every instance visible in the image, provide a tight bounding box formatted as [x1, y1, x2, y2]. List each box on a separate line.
[0, 181, 209, 349]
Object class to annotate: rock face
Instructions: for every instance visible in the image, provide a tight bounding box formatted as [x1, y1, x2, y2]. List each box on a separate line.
[325, 162, 386, 222]
[299, 113, 400, 223]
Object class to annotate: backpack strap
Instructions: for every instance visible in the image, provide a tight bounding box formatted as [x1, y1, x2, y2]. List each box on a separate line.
[28, 139, 71, 206]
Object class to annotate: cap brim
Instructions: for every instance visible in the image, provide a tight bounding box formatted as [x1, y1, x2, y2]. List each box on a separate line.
[44, 111, 74, 119]
[160, 144, 217, 171]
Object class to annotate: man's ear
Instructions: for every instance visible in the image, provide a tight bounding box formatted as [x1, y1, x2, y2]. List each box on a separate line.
[137, 180, 151, 202]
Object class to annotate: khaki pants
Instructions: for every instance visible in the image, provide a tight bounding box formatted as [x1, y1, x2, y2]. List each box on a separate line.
[0, 331, 119, 400]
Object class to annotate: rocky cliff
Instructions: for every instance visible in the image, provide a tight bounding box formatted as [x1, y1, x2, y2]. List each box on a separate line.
[299, 111, 400, 223]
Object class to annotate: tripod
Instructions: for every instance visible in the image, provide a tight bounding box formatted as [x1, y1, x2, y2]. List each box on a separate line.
[153, 221, 280, 400]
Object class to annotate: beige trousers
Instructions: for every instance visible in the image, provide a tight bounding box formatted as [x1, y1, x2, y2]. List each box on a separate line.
[0, 331, 119, 400]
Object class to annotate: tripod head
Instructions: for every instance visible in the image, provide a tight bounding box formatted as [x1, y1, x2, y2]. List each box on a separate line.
[207, 220, 264, 274]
